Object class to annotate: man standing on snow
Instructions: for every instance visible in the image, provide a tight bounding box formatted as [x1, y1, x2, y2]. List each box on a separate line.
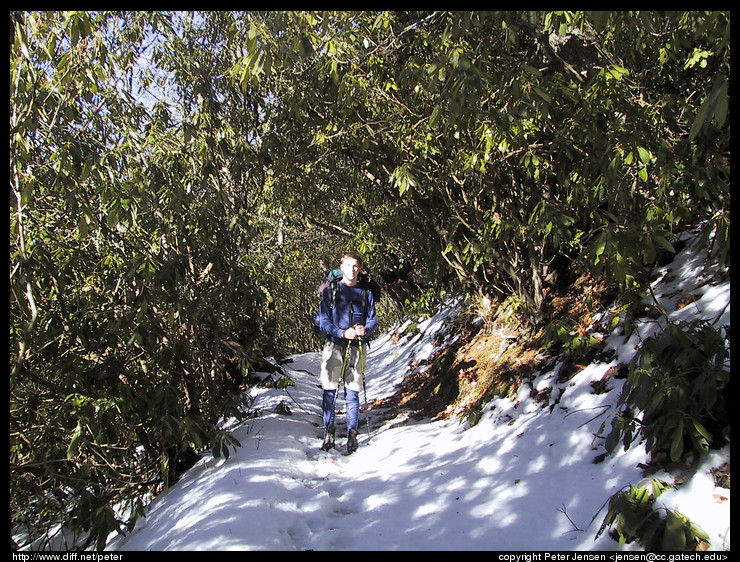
[317, 251, 377, 454]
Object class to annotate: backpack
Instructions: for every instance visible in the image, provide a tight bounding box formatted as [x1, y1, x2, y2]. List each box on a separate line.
[313, 268, 380, 342]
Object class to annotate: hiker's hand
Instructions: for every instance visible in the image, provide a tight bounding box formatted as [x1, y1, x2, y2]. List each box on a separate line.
[344, 324, 366, 339]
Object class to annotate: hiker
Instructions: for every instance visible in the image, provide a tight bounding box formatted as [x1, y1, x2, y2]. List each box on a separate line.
[317, 251, 377, 454]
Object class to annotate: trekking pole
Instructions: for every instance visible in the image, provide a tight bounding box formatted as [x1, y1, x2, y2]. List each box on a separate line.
[340, 339, 352, 379]
[321, 342, 349, 451]
[359, 338, 371, 441]
[334, 341, 352, 421]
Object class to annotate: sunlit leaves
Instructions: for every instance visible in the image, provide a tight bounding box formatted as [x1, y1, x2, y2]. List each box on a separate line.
[597, 478, 710, 551]
[246, 10, 727, 328]
[232, 23, 273, 88]
[391, 165, 417, 196]
[11, 11, 268, 550]
[603, 64, 630, 81]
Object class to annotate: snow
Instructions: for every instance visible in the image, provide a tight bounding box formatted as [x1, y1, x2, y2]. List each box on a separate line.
[109, 235, 730, 552]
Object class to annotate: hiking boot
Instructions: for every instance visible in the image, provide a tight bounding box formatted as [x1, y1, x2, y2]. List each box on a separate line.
[347, 429, 359, 454]
[321, 426, 335, 451]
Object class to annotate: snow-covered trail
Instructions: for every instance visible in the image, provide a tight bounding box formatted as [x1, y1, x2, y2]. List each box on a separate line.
[111, 236, 730, 551]
[108, 331, 656, 551]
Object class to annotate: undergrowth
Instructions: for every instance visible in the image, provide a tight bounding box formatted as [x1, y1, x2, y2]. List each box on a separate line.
[595, 478, 710, 551]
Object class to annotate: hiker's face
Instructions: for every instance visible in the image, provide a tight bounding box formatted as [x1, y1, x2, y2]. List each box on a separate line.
[340, 258, 361, 281]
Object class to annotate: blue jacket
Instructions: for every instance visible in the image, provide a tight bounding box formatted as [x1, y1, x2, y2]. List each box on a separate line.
[318, 281, 377, 343]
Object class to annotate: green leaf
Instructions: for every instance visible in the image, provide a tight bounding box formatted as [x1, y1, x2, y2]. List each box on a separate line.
[604, 418, 621, 454]
[533, 87, 551, 103]
[669, 417, 684, 462]
[14, 20, 33, 62]
[653, 234, 675, 253]
[692, 417, 711, 441]
[430, 105, 442, 127]
[606, 65, 629, 80]
[661, 511, 687, 551]
[68, 423, 83, 459]
[690, 74, 728, 140]
[636, 146, 651, 164]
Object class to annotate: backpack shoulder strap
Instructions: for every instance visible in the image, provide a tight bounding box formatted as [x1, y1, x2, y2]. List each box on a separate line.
[329, 277, 341, 310]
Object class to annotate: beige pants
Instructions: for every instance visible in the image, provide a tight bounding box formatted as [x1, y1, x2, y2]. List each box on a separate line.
[320, 340, 364, 393]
